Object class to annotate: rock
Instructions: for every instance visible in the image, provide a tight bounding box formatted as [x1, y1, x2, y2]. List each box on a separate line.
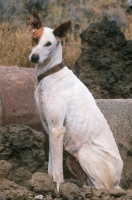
[59, 182, 81, 199]
[0, 178, 33, 200]
[13, 167, 32, 186]
[0, 66, 42, 131]
[127, 189, 132, 195]
[109, 189, 127, 197]
[29, 172, 56, 193]
[101, 196, 114, 200]
[121, 171, 132, 189]
[0, 124, 46, 186]
[75, 17, 132, 98]
[91, 197, 101, 200]
[0, 160, 12, 179]
[0, 193, 11, 200]
[34, 195, 44, 199]
[92, 188, 109, 197]
[82, 185, 91, 198]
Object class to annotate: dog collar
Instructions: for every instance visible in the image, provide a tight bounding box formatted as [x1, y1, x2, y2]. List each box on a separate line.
[37, 62, 64, 82]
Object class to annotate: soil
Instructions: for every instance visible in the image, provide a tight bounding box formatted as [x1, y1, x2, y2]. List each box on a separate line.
[0, 124, 132, 200]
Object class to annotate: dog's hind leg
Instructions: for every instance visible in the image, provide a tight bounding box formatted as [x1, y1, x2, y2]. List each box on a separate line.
[66, 155, 88, 185]
[77, 143, 123, 189]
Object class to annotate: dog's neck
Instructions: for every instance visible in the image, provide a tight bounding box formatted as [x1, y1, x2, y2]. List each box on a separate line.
[35, 42, 63, 78]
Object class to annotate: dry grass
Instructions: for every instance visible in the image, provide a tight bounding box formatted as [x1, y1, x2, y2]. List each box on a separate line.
[0, 0, 131, 69]
[0, 23, 33, 67]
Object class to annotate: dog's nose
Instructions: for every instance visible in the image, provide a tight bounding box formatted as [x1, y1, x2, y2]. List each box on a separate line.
[31, 54, 39, 63]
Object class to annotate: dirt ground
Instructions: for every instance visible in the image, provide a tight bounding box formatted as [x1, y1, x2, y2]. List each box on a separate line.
[0, 124, 132, 200]
[0, 175, 132, 200]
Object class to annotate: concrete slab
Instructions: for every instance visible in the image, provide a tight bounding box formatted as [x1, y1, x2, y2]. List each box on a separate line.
[96, 99, 132, 137]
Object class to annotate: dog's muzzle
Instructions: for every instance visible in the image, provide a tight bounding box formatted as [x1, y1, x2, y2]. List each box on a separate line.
[31, 54, 39, 63]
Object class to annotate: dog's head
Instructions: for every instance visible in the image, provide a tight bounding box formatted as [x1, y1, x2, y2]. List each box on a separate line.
[29, 8, 71, 65]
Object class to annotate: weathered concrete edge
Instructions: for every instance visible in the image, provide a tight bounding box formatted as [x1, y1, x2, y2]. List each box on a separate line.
[96, 99, 132, 137]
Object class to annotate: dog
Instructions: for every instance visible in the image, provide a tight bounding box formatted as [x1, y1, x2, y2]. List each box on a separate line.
[29, 8, 123, 191]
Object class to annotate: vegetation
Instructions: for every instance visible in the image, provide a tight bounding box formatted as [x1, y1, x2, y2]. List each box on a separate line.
[0, 0, 132, 69]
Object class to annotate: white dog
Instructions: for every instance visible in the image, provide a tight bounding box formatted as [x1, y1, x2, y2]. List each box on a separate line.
[29, 9, 123, 191]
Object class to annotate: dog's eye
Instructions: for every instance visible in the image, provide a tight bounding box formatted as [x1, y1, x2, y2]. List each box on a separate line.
[33, 38, 38, 44]
[45, 41, 51, 46]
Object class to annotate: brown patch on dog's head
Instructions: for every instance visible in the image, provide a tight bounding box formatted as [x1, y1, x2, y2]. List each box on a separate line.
[30, 8, 44, 47]
[32, 27, 44, 47]
[53, 21, 71, 39]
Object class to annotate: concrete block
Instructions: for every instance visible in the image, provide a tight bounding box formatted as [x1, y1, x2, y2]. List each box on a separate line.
[96, 99, 132, 137]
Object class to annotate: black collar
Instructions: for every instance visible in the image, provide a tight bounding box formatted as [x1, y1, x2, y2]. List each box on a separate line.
[37, 62, 64, 82]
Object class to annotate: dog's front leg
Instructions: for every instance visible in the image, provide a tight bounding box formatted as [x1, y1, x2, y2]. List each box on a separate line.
[48, 143, 52, 176]
[49, 126, 65, 191]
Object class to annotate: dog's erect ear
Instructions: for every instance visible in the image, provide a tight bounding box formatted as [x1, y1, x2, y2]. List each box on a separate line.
[53, 21, 71, 39]
[30, 8, 43, 32]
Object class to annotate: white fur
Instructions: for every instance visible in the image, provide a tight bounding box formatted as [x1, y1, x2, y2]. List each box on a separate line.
[29, 27, 123, 191]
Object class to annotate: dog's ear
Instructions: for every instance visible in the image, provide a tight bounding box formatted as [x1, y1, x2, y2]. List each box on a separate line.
[53, 21, 71, 39]
[30, 8, 43, 32]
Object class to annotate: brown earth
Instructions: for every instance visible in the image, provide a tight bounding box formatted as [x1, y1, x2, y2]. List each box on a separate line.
[0, 124, 132, 200]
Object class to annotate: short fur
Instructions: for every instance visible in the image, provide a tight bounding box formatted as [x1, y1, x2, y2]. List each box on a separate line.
[29, 9, 123, 191]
